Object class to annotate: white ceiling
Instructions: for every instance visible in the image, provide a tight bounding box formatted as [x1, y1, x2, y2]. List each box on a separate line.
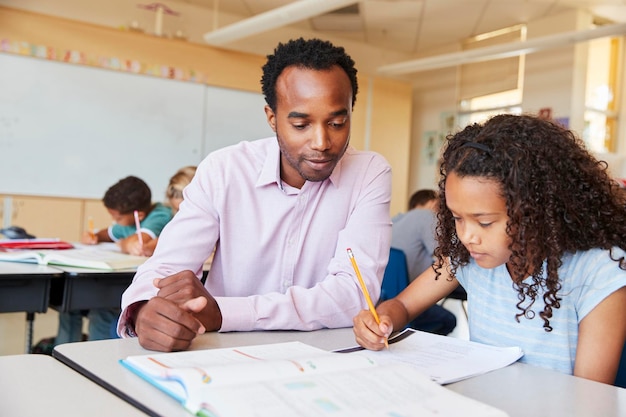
[173, 0, 626, 55]
[2, 0, 626, 77]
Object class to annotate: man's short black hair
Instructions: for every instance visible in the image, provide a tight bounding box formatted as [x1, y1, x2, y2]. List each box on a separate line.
[261, 37, 358, 111]
[102, 176, 152, 213]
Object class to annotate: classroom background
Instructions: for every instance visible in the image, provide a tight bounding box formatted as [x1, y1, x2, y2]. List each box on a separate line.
[1, 0, 625, 355]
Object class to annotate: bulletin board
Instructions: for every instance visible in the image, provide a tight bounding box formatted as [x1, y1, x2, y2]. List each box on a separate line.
[0, 53, 273, 199]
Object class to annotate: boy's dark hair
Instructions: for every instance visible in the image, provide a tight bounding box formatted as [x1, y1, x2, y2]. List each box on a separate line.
[408, 189, 437, 210]
[103, 176, 152, 214]
[434, 114, 626, 332]
[261, 37, 358, 111]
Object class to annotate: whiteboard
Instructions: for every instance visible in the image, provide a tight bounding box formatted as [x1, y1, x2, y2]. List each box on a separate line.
[0, 53, 273, 199]
[203, 86, 274, 155]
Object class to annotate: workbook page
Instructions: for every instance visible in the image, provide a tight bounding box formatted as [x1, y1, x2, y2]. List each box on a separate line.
[338, 329, 523, 384]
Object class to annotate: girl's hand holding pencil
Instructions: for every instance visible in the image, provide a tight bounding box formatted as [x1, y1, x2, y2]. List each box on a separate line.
[347, 248, 389, 349]
[353, 307, 393, 351]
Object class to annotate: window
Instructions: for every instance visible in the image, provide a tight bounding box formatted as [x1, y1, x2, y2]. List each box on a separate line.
[583, 35, 622, 153]
[457, 26, 525, 127]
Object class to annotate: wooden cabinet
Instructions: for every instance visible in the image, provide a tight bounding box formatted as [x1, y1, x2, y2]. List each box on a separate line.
[83, 199, 112, 236]
[7, 196, 82, 242]
[0, 196, 4, 228]
[0, 195, 111, 242]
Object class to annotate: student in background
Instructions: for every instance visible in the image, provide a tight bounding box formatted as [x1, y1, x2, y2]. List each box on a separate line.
[390, 189, 456, 335]
[391, 189, 437, 223]
[165, 166, 197, 214]
[140, 166, 197, 257]
[118, 37, 392, 352]
[81, 176, 172, 256]
[392, 189, 439, 280]
[353, 114, 626, 384]
[56, 176, 173, 345]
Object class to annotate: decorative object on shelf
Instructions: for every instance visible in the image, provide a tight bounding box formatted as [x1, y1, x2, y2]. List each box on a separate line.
[1, 38, 207, 84]
[137, 2, 181, 38]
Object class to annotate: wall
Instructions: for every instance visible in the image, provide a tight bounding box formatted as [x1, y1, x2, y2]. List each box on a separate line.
[408, 9, 626, 191]
[0, 6, 413, 214]
[408, 67, 458, 193]
[523, 10, 591, 135]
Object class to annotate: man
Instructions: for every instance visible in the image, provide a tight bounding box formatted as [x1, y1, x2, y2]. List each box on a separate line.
[391, 189, 457, 335]
[118, 38, 392, 351]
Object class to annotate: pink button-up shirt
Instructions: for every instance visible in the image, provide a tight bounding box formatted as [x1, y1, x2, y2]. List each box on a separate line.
[119, 137, 391, 334]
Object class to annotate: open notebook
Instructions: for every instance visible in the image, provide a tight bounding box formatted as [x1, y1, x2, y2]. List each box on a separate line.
[120, 334, 519, 417]
[0, 247, 146, 270]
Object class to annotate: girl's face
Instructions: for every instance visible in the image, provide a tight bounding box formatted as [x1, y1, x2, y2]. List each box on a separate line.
[169, 196, 183, 212]
[445, 172, 512, 269]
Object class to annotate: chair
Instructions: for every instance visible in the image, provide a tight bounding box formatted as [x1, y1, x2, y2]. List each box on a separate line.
[615, 343, 626, 388]
[379, 247, 410, 303]
[380, 248, 458, 335]
[441, 285, 468, 318]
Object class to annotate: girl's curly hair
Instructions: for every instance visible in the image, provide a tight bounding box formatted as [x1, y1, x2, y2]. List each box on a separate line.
[434, 114, 626, 331]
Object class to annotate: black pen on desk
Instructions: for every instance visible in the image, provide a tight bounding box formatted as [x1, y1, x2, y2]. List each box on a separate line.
[347, 248, 389, 349]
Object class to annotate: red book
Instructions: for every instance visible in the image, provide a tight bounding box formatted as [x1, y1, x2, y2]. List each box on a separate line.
[0, 240, 74, 250]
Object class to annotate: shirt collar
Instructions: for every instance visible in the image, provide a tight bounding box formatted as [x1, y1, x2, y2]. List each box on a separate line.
[256, 138, 347, 190]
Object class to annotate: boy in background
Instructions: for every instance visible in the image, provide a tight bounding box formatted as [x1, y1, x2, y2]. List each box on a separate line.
[82, 175, 172, 256]
[56, 176, 172, 345]
[390, 189, 457, 335]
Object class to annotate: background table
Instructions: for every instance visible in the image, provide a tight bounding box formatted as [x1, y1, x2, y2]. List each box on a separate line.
[0, 262, 63, 353]
[49, 266, 137, 312]
[0, 354, 146, 416]
[53, 328, 626, 417]
[49, 266, 210, 312]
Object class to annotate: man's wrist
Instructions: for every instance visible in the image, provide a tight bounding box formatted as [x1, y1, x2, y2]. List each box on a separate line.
[124, 300, 147, 337]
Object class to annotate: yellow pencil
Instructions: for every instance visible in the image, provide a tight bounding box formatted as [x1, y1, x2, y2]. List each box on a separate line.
[347, 248, 388, 349]
[88, 217, 95, 240]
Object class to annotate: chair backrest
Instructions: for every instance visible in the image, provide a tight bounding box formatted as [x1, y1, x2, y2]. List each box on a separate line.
[379, 247, 410, 303]
[615, 343, 626, 388]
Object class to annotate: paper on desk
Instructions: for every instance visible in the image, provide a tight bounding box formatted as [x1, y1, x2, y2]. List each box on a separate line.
[336, 328, 523, 384]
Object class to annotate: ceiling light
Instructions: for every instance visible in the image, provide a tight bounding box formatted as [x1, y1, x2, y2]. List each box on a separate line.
[203, 0, 359, 46]
[377, 23, 626, 75]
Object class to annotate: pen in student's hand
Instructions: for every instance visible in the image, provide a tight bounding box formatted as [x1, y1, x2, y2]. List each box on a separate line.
[347, 248, 389, 349]
[133, 210, 143, 248]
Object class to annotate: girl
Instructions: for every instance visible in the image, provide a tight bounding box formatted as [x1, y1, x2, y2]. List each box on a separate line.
[353, 114, 626, 384]
[138, 166, 197, 256]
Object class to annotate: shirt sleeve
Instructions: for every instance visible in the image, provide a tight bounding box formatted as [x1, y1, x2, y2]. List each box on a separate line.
[117, 162, 219, 337]
[573, 248, 626, 321]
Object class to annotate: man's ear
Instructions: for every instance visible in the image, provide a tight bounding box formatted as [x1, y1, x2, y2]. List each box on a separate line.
[264, 105, 277, 132]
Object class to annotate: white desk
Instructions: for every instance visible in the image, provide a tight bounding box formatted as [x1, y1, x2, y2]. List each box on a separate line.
[0, 354, 146, 416]
[53, 329, 626, 417]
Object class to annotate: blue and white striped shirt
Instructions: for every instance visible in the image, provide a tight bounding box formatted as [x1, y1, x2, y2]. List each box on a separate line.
[455, 247, 626, 374]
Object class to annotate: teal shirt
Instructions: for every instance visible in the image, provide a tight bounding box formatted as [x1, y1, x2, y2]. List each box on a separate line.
[108, 202, 172, 241]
